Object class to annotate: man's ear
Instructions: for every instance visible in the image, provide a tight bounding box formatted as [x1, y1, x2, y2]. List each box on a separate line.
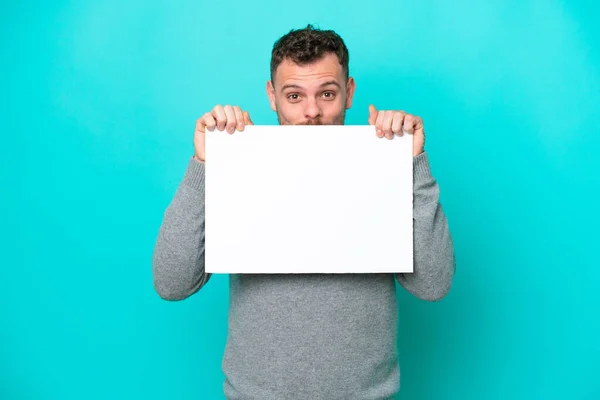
[345, 77, 356, 109]
[266, 80, 277, 112]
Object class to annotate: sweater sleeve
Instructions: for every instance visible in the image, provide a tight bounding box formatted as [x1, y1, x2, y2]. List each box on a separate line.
[152, 156, 211, 301]
[395, 152, 456, 301]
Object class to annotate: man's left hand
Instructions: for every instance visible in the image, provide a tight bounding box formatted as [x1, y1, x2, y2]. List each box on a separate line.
[368, 104, 425, 156]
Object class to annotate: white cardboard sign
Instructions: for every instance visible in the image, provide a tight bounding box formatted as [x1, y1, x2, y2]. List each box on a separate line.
[205, 125, 413, 274]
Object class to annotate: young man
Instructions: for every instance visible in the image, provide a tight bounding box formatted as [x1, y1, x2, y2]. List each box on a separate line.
[153, 24, 455, 400]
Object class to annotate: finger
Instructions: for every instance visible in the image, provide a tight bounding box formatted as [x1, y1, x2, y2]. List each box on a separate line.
[243, 111, 254, 125]
[375, 110, 385, 138]
[194, 116, 208, 162]
[391, 111, 404, 136]
[382, 110, 395, 139]
[368, 104, 378, 125]
[199, 112, 215, 132]
[403, 114, 415, 134]
[233, 106, 244, 131]
[212, 105, 227, 131]
[414, 116, 424, 133]
[223, 105, 237, 134]
[195, 116, 206, 134]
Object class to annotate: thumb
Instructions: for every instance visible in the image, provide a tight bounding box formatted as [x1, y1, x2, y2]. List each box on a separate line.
[243, 111, 254, 125]
[368, 104, 378, 125]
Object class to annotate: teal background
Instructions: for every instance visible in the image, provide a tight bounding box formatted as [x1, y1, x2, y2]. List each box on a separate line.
[2, 0, 599, 399]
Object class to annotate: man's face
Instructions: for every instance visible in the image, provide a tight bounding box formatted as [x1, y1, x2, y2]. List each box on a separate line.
[267, 53, 356, 125]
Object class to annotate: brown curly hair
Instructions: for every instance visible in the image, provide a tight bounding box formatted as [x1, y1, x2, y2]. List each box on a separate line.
[270, 24, 350, 85]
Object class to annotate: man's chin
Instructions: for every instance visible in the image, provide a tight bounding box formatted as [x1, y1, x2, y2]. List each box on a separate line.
[295, 121, 343, 126]
[277, 116, 346, 126]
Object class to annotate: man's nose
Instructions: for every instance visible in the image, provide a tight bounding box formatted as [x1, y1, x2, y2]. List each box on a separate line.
[304, 99, 321, 119]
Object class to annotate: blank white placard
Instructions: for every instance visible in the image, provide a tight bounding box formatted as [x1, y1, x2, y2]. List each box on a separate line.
[205, 125, 413, 274]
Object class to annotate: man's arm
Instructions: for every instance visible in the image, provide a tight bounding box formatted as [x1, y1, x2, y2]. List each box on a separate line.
[395, 152, 456, 301]
[152, 156, 211, 301]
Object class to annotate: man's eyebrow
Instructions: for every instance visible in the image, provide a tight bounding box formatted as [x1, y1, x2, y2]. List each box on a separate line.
[280, 80, 342, 92]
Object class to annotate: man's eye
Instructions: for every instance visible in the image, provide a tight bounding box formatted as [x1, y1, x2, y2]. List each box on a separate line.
[288, 94, 299, 100]
[323, 92, 335, 98]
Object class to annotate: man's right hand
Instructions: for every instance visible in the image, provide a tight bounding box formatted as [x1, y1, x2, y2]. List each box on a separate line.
[194, 104, 254, 162]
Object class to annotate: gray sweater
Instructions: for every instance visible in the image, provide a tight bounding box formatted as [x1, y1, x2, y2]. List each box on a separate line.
[152, 151, 456, 400]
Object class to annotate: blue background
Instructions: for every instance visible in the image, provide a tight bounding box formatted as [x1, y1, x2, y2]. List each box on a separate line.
[2, 0, 599, 399]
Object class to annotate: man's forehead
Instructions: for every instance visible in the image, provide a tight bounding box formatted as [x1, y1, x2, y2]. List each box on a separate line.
[274, 54, 344, 88]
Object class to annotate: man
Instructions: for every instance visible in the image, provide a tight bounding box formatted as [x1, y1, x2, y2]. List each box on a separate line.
[153, 24, 455, 400]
